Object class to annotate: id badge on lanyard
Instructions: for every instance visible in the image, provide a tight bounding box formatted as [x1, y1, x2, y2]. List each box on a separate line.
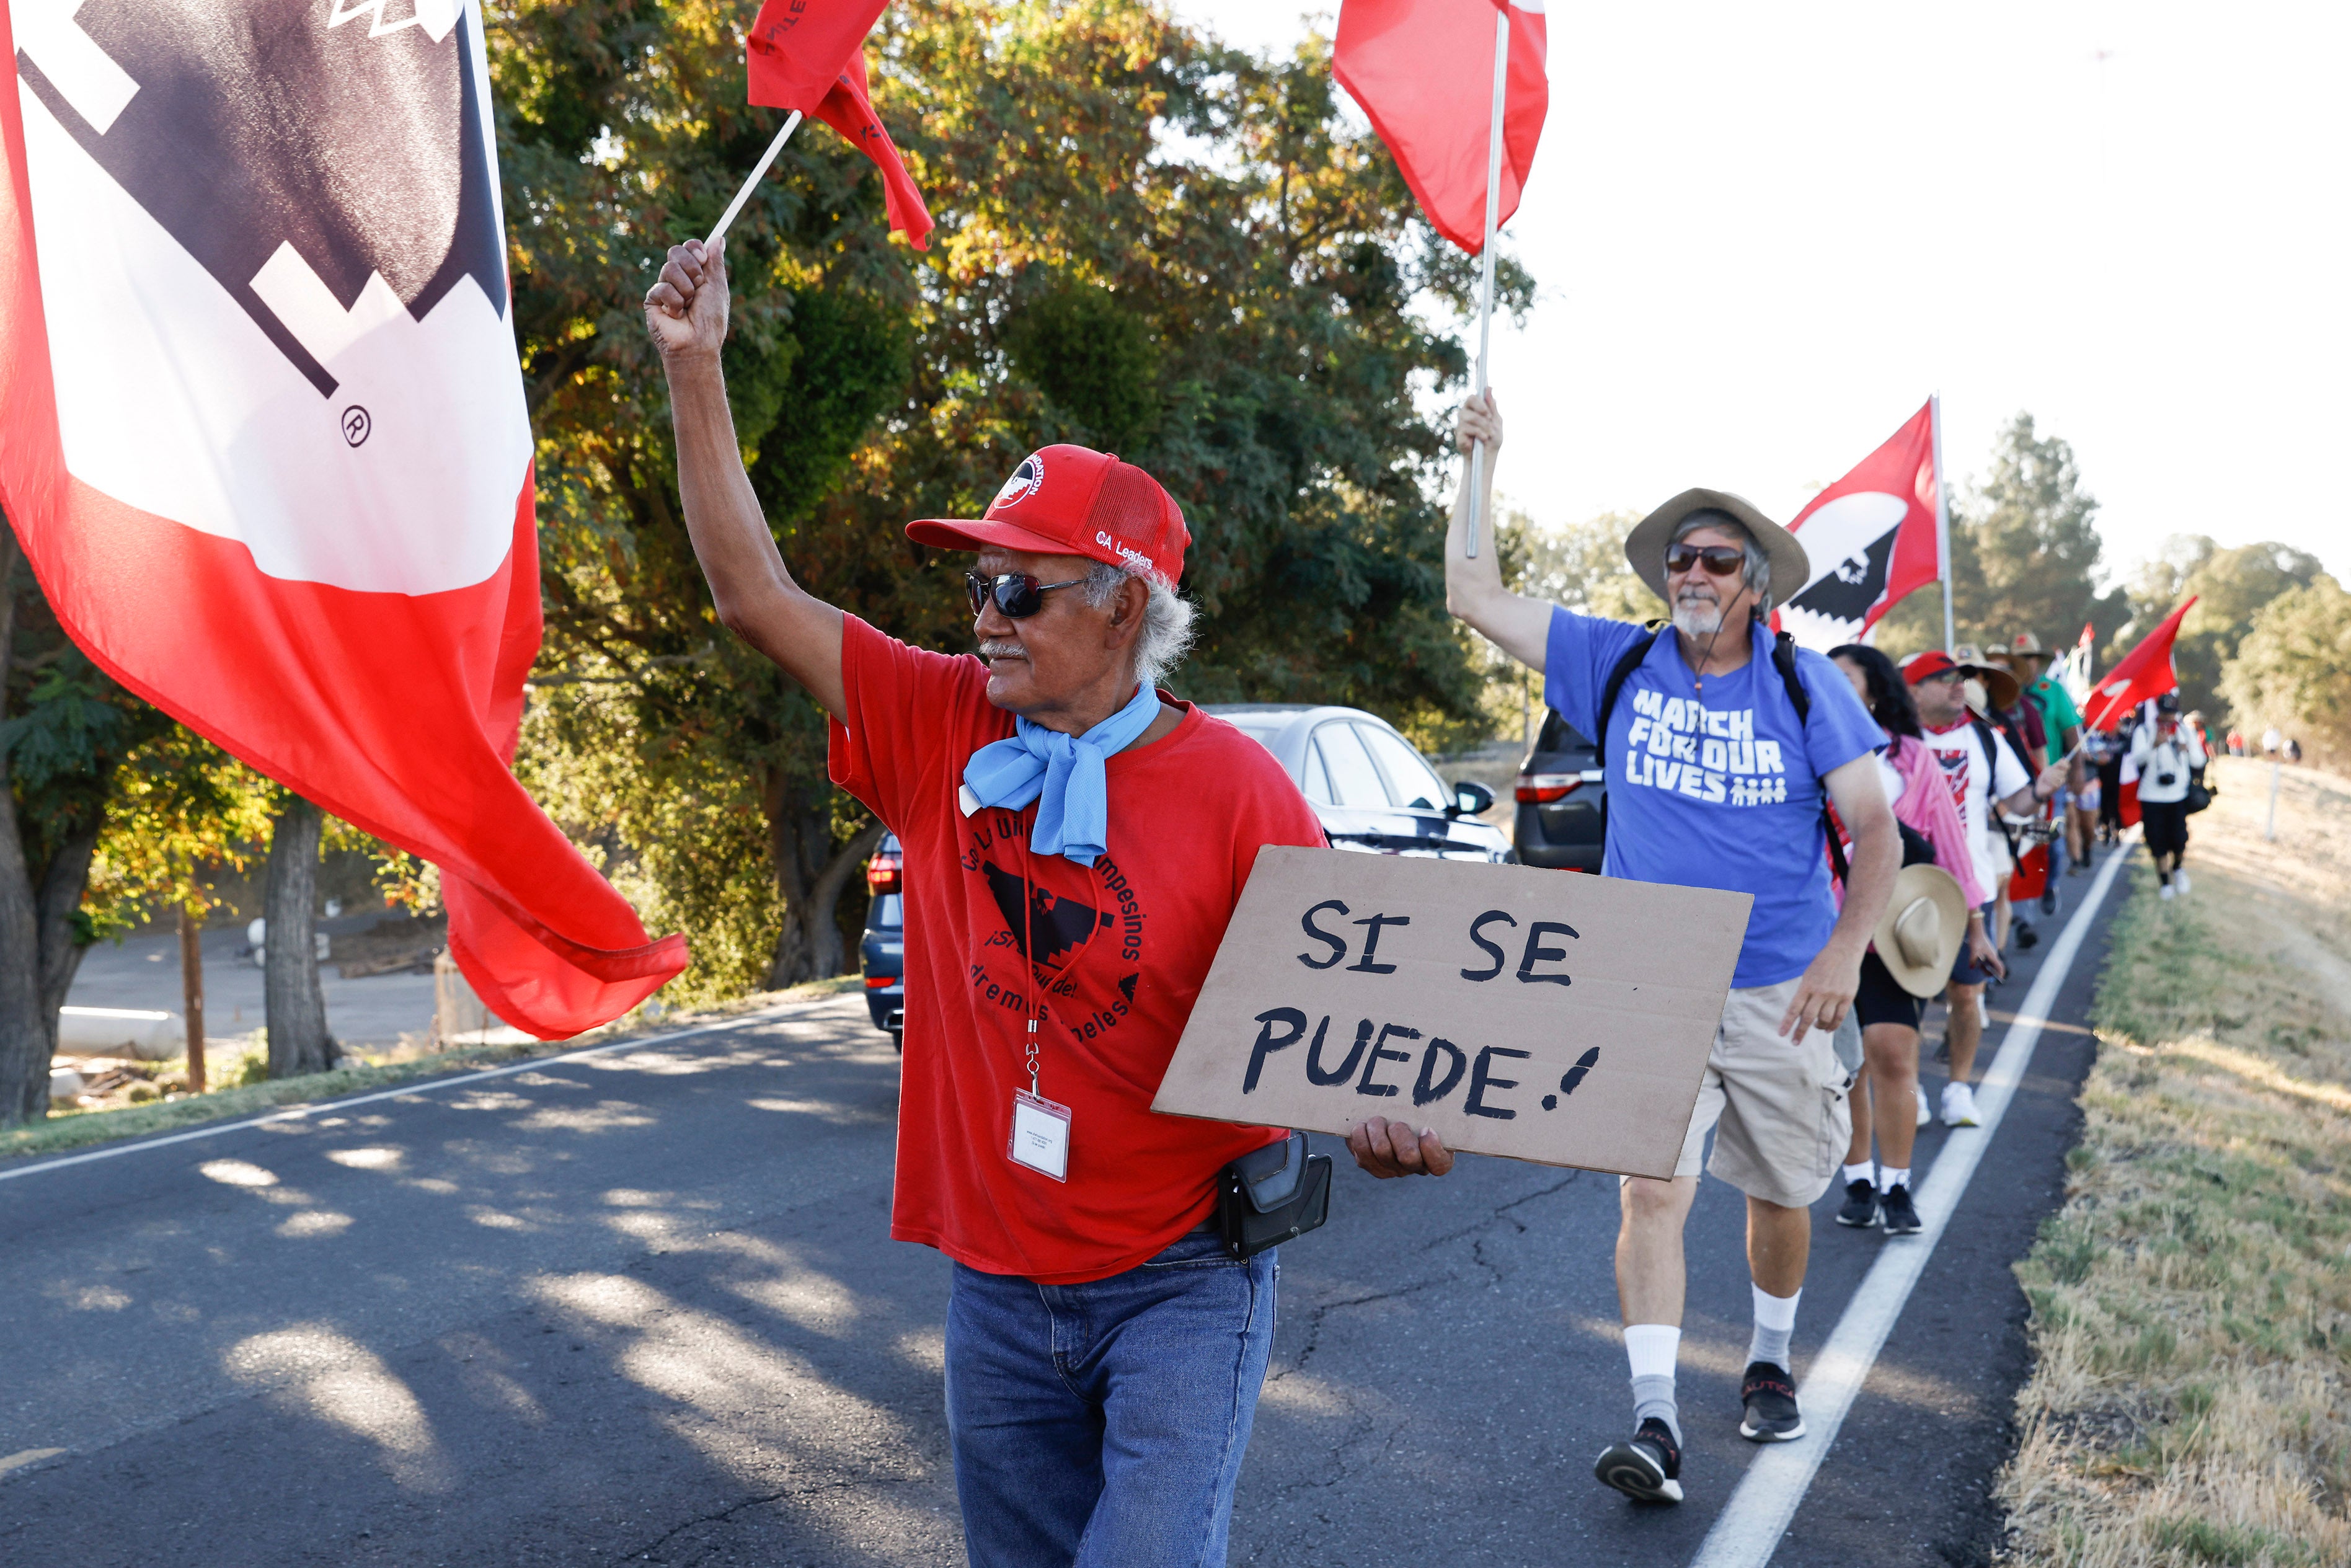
[994, 818, 1093, 1184]
[1008, 1087, 1071, 1181]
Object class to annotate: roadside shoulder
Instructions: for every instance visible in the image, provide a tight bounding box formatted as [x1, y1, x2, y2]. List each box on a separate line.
[1996, 760, 2351, 1564]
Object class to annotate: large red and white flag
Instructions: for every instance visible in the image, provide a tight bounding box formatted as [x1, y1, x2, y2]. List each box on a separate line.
[1777, 401, 1945, 652]
[2083, 598, 2196, 732]
[1334, 0, 1548, 255]
[0, 0, 686, 1037]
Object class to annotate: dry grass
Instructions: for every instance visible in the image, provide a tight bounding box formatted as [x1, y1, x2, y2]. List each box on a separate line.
[1996, 758, 2351, 1566]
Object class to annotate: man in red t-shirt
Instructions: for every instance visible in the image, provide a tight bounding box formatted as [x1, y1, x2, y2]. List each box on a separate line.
[644, 240, 1423, 1567]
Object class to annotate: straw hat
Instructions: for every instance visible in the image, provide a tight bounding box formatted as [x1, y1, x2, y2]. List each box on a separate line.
[1874, 864, 1970, 998]
[2008, 632, 2048, 659]
[1623, 489, 1810, 606]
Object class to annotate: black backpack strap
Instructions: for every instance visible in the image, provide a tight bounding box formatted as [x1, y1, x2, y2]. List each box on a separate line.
[1592, 623, 1666, 857]
[1773, 632, 1849, 887]
[1592, 622, 1667, 773]
[1971, 716, 2026, 861]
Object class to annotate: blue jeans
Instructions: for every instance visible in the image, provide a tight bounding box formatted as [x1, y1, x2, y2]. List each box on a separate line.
[944, 1228, 1277, 1568]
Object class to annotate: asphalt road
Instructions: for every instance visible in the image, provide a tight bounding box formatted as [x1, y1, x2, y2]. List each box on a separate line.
[0, 852, 2128, 1567]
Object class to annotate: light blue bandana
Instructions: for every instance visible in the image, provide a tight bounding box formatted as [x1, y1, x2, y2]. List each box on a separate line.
[960, 683, 1164, 866]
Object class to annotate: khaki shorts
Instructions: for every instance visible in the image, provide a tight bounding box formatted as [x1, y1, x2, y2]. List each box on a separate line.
[1632, 977, 1854, 1209]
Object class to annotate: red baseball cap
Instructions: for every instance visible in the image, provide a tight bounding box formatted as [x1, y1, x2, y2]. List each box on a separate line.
[906, 445, 1190, 587]
[1902, 650, 1962, 685]
[1903, 649, 2019, 709]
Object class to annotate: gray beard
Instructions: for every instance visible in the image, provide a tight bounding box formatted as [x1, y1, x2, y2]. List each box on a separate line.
[1672, 601, 1725, 639]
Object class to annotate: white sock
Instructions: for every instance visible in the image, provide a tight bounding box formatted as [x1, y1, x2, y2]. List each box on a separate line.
[1877, 1166, 1911, 1193]
[1624, 1323, 1681, 1444]
[1748, 1285, 1800, 1372]
[1843, 1161, 1875, 1187]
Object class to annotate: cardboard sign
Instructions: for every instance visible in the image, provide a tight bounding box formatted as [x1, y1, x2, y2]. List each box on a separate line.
[1151, 848, 1752, 1179]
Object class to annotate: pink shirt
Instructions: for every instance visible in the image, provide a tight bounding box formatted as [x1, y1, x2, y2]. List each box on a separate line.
[1885, 732, 1989, 908]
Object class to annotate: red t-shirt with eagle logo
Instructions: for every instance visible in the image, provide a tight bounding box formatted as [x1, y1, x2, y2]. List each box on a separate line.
[829, 616, 1326, 1283]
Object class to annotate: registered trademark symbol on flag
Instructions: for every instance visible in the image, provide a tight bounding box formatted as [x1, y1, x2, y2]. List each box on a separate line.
[341, 406, 371, 447]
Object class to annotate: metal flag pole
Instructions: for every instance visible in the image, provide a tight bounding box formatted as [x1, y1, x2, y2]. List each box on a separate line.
[706, 110, 805, 249]
[1464, 4, 1510, 559]
[1931, 391, 1954, 650]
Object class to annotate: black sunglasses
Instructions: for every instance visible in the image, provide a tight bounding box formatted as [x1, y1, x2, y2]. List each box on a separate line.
[965, 571, 1089, 619]
[1665, 544, 1745, 578]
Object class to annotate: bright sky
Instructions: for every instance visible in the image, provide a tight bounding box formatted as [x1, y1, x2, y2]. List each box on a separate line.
[1171, 0, 2351, 587]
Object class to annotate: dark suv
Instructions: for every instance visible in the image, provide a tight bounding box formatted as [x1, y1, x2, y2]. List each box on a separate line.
[1513, 711, 1607, 872]
[859, 834, 903, 1046]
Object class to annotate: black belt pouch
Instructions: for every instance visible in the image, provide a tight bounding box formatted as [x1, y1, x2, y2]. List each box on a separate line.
[1215, 1131, 1332, 1259]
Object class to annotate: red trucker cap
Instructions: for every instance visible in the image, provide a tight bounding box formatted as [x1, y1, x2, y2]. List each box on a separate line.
[1902, 649, 1962, 685]
[906, 445, 1191, 587]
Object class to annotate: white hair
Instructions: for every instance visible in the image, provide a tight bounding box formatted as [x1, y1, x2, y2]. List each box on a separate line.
[1083, 561, 1197, 692]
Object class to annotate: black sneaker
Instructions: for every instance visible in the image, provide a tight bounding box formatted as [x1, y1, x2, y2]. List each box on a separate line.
[1739, 1362, 1805, 1442]
[1594, 1417, 1683, 1504]
[1879, 1182, 1921, 1234]
[2040, 887, 2060, 915]
[1834, 1178, 1878, 1228]
[2014, 922, 2040, 950]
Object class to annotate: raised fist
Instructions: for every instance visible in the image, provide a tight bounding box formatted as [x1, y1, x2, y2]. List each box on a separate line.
[643, 239, 730, 360]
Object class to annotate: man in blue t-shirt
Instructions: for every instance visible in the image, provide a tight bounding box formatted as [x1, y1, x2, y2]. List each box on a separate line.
[1362, 390, 1898, 1505]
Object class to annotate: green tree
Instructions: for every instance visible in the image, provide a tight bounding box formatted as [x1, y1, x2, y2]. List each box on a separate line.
[0, 524, 170, 1126]
[493, 0, 926, 1000]
[2219, 577, 2351, 769]
[2126, 535, 2325, 720]
[1505, 508, 1665, 624]
[1877, 413, 2131, 660]
[82, 732, 275, 938]
[502, 0, 1524, 999]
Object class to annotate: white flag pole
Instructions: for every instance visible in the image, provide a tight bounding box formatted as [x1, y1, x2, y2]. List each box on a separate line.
[706, 110, 805, 249]
[1931, 391, 1954, 650]
[1463, 6, 1510, 559]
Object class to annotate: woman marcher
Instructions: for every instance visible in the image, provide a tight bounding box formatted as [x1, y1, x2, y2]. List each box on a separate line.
[2131, 693, 2207, 899]
[1827, 645, 1995, 1233]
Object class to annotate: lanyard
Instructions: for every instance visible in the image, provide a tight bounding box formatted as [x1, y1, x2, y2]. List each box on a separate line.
[1013, 821, 1105, 1097]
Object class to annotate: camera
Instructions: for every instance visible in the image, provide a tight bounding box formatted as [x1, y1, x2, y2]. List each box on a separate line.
[2156, 773, 2177, 787]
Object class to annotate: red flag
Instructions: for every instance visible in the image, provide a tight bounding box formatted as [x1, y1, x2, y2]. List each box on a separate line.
[0, 1, 686, 1038]
[1335, 0, 1549, 255]
[746, 6, 932, 250]
[1775, 401, 1944, 652]
[2083, 598, 2197, 732]
[746, 0, 889, 111]
[808, 50, 933, 250]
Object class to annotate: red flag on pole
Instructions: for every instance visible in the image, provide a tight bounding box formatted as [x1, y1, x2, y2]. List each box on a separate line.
[1334, 0, 1549, 255]
[805, 49, 933, 250]
[744, 4, 932, 250]
[1774, 401, 1944, 652]
[746, 0, 890, 110]
[2083, 598, 2197, 732]
[0, 0, 687, 1037]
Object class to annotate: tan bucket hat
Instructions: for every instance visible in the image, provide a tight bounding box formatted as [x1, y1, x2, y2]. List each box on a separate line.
[1874, 863, 1970, 998]
[1939, 646, 2021, 711]
[1623, 489, 1810, 606]
[2008, 632, 2048, 659]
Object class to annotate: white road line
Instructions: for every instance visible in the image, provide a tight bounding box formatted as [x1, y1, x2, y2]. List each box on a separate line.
[1689, 839, 2135, 1568]
[0, 997, 850, 1185]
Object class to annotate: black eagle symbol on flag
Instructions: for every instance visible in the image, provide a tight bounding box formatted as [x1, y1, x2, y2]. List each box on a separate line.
[14, 0, 507, 397]
[1785, 528, 1898, 625]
